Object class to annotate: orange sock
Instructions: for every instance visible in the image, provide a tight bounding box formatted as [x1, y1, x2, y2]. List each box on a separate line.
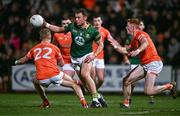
[80, 97, 87, 107]
[164, 83, 173, 90]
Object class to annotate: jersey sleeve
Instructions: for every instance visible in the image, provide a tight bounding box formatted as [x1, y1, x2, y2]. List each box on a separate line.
[55, 46, 63, 60]
[137, 33, 146, 42]
[105, 29, 111, 39]
[94, 29, 101, 42]
[55, 46, 64, 66]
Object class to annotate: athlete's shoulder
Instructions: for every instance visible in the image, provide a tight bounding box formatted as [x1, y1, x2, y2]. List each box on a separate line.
[54, 33, 63, 38]
[101, 27, 110, 34]
[101, 27, 108, 32]
[88, 24, 96, 30]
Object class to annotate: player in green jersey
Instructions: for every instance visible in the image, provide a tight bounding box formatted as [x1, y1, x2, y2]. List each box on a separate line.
[43, 8, 107, 108]
[123, 21, 155, 104]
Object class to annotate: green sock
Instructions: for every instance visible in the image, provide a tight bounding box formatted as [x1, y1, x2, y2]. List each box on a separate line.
[92, 92, 99, 99]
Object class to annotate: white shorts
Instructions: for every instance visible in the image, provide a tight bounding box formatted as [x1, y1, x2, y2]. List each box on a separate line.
[39, 72, 64, 88]
[93, 59, 105, 68]
[62, 64, 75, 71]
[130, 64, 138, 70]
[142, 61, 163, 74]
[71, 52, 94, 71]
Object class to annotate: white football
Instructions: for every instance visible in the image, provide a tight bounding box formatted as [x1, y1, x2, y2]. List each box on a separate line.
[30, 14, 43, 27]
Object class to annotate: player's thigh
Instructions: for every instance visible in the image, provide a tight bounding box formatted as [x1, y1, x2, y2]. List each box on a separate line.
[61, 74, 75, 87]
[63, 73, 74, 82]
[144, 73, 157, 91]
[124, 65, 145, 84]
[91, 66, 96, 80]
[62, 64, 75, 77]
[64, 70, 75, 78]
[81, 62, 92, 76]
[95, 59, 105, 79]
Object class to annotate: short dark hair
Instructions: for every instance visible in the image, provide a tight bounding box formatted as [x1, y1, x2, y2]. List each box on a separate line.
[75, 8, 88, 16]
[93, 14, 101, 19]
[62, 16, 70, 21]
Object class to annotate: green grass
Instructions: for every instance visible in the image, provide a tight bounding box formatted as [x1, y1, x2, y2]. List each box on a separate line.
[0, 93, 179, 116]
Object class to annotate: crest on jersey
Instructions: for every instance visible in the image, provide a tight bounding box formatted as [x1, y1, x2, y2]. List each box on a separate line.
[85, 34, 90, 38]
[75, 36, 85, 46]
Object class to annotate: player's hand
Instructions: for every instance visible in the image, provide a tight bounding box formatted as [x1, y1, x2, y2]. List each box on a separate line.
[43, 19, 50, 28]
[129, 49, 140, 57]
[110, 40, 120, 49]
[84, 54, 95, 63]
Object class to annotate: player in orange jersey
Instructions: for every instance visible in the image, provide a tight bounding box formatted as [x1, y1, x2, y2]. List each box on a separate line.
[124, 20, 155, 104]
[53, 17, 75, 78]
[91, 16, 119, 91]
[111, 18, 176, 108]
[14, 28, 88, 108]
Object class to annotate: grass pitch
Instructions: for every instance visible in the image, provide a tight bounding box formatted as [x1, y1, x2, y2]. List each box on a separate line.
[0, 93, 179, 116]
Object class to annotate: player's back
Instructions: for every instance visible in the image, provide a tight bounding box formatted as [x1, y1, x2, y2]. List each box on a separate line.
[53, 32, 72, 64]
[27, 42, 60, 80]
[131, 30, 161, 64]
[93, 27, 110, 59]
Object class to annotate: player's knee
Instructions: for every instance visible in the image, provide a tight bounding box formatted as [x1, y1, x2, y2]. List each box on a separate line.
[81, 72, 89, 79]
[98, 77, 104, 84]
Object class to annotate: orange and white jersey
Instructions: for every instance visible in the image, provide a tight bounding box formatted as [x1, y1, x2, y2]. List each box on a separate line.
[93, 27, 110, 59]
[130, 30, 161, 64]
[26, 41, 62, 80]
[53, 32, 72, 64]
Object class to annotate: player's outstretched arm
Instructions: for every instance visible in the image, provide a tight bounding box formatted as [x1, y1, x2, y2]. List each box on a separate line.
[15, 56, 29, 65]
[44, 20, 65, 33]
[110, 40, 128, 54]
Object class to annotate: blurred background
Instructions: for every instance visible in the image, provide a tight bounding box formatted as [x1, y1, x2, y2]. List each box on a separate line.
[0, 0, 180, 93]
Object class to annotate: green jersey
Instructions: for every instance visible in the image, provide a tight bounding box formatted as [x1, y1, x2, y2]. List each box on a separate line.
[65, 23, 101, 58]
[125, 35, 140, 64]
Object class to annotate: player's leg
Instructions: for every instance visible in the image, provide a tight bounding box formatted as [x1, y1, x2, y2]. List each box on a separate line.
[81, 62, 102, 108]
[60, 73, 88, 108]
[143, 61, 176, 98]
[122, 65, 145, 108]
[62, 64, 83, 87]
[95, 59, 105, 89]
[74, 65, 88, 94]
[144, 73, 175, 95]
[96, 68, 105, 89]
[129, 64, 147, 104]
[32, 77, 50, 108]
[91, 64, 96, 83]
